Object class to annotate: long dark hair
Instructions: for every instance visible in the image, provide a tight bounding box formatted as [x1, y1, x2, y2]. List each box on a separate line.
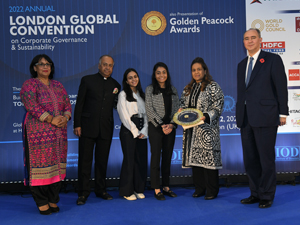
[184, 57, 213, 95]
[151, 62, 174, 95]
[29, 54, 55, 79]
[122, 68, 145, 102]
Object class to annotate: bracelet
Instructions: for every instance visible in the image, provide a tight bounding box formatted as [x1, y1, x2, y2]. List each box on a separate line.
[64, 116, 69, 122]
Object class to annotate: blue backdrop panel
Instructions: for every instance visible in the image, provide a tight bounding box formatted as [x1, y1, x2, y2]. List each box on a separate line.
[0, 0, 299, 183]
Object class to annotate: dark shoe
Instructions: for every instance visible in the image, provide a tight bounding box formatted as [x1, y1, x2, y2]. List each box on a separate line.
[162, 190, 177, 197]
[192, 191, 205, 198]
[96, 192, 113, 200]
[204, 195, 217, 200]
[76, 196, 87, 205]
[259, 200, 273, 208]
[240, 196, 260, 204]
[49, 203, 59, 212]
[50, 206, 60, 213]
[38, 206, 52, 215]
[154, 192, 166, 201]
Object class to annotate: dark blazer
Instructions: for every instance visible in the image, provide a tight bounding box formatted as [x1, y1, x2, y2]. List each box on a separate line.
[74, 73, 121, 139]
[236, 50, 288, 128]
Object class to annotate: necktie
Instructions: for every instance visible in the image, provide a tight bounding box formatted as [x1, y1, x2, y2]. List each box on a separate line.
[245, 57, 253, 86]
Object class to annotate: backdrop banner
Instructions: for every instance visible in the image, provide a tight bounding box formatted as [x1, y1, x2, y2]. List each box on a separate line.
[0, 0, 299, 183]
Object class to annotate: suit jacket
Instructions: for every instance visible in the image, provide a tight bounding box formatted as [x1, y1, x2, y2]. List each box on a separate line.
[236, 50, 288, 128]
[74, 73, 121, 139]
[145, 85, 180, 127]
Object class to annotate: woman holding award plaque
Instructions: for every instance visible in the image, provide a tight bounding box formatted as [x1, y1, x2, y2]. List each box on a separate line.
[179, 57, 224, 200]
[145, 62, 180, 201]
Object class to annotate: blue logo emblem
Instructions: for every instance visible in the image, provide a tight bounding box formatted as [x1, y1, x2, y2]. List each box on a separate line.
[171, 149, 182, 164]
[223, 95, 235, 112]
[275, 146, 300, 161]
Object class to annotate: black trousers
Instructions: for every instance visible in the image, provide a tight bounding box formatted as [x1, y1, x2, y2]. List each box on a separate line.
[241, 107, 278, 200]
[192, 167, 219, 197]
[78, 135, 112, 197]
[30, 183, 61, 207]
[25, 128, 61, 207]
[148, 123, 176, 189]
[119, 124, 147, 196]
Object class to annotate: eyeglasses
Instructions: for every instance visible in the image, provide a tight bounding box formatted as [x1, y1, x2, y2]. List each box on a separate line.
[35, 63, 52, 67]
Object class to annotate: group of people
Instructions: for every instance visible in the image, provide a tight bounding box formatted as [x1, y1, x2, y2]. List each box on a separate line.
[20, 28, 288, 215]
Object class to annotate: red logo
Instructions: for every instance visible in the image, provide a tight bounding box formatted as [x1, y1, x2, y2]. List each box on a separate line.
[261, 42, 285, 49]
[289, 69, 300, 81]
[296, 17, 300, 32]
[260, 58, 265, 63]
[251, 0, 262, 4]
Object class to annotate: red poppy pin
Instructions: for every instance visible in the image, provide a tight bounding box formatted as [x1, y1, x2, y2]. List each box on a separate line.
[260, 58, 265, 63]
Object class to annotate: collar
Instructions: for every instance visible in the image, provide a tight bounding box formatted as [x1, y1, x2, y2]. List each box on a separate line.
[248, 49, 261, 62]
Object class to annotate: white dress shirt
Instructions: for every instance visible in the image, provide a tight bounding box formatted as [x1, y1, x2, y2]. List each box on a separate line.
[245, 49, 261, 82]
[117, 90, 148, 138]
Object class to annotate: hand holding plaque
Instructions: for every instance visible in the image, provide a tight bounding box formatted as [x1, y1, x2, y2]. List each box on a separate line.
[173, 108, 204, 130]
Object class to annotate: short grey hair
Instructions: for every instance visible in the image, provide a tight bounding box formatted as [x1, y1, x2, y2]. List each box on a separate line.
[244, 28, 261, 38]
[98, 55, 114, 65]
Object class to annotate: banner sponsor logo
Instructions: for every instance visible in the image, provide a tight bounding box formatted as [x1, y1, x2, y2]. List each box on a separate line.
[276, 146, 300, 161]
[251, 19, 264, 32]
[250, 0, 262, 4]
[292, 92, 300, 101]
[289, 109, 300, 114]
[296, 17, 300, 32]
[171, 149, 182, 164]
[291, 117, 300, 127]
[261, 41, 285, 52]
[251, 19, 286, 32]
[289, 69, 300, 81]
[141, 11, 167, 36]
[223, 96, 235, 113]
[292, 61, 300, 65]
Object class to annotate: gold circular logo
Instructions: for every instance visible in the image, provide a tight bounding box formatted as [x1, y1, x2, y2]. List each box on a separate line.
[141, 11, 167, 36]
[251, 19, 264, 32]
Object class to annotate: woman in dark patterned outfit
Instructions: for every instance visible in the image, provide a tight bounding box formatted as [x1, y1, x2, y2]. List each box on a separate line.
[180, 57, 224, 200]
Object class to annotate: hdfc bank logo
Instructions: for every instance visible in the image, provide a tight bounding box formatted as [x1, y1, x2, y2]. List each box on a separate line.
[261, 41, 285, 53]
[289, 69, 300, 81]
[276, 146, 300, 161]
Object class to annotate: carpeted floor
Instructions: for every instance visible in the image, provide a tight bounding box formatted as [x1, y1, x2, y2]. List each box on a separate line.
[1, 184, 299, 225]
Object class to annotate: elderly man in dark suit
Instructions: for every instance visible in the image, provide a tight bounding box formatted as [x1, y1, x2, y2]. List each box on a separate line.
[74, 55, 121, 205]
[236, 28, 288, 208]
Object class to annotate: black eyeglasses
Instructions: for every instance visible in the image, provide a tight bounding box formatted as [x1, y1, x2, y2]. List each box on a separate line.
[35, 63, 52, 67]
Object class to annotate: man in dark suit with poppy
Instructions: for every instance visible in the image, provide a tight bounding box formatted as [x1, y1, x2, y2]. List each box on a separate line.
[74, 55, 121, 205]
[236, 28, 288, 208]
